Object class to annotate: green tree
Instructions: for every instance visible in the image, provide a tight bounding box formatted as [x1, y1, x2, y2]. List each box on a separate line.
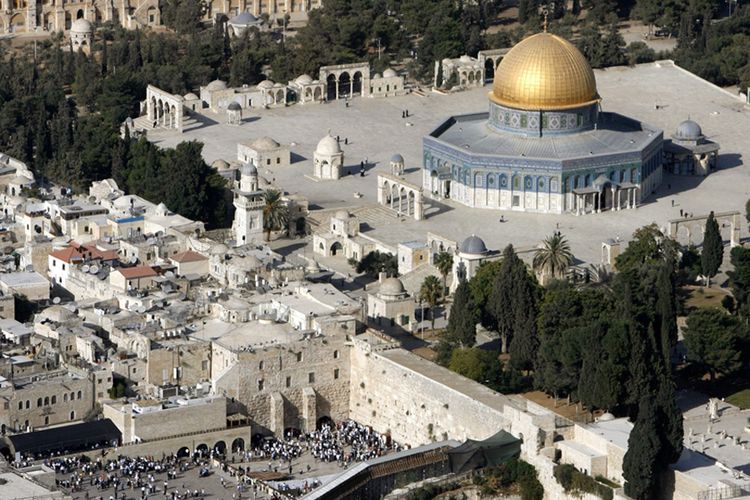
[420, 275, 442, 331]
[615, 224, 679, 272]
[445, 281, 478, 348]
[262, 189, 289, 242]
[728, 246, 750, 318]
[434, 251, 454, 296]
[532, 232, 573, 283]
[701, 211, 724, 285]
[469, 260, 503, 332]
[623, 399, 661, 500]
[354, 251, 398, 278]
[489, 245, 539, 369]
[448, 347, 494, 381]
[746, 198, 750, 225]
[683, 308, 748, 380]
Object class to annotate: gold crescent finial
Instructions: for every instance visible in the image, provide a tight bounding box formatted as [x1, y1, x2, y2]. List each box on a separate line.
[543, 10, 549, 32]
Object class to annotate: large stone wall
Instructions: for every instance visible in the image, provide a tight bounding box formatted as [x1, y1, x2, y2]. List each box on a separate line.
[214, 333, 350, 434]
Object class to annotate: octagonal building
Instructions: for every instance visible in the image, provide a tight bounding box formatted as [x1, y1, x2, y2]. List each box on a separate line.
[422, 32, 664, 215]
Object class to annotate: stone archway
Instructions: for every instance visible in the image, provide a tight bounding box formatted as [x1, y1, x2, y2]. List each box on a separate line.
[484, 58, 494, 82]
[326, 74, 337, 101]
[177, 446, 190, 458]
[214, 440, 227, 454]
[231, 438, 245, 452]
[338, 72, 351, 98]
[352, 71, 363, 95]
[330, 241, 343, 256]
[316, 415, 334, 430]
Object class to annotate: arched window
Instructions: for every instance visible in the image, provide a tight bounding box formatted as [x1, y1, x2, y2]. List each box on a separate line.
[77, 390, 82, 399]
[64, 393, 68, 402]
[37, 398, 42, 407]
[51, 395, 56, 405]
[70, 411, 75, 420]
[43, 397, 49, 406]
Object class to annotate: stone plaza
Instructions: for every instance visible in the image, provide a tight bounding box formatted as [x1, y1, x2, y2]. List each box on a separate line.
[151, 60, 750, 265]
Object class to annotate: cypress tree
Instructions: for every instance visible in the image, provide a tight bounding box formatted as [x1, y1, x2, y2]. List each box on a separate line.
[445, 281, 478, 348]
[701, 211, 723, 286]
[623, 399, 661, 500]
[489, 245, 517, 353]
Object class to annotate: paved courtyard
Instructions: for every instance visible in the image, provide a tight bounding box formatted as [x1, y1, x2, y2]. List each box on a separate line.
[151, 61, 750, 264]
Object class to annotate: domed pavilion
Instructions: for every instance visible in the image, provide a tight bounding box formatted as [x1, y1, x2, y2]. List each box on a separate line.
[422, 31, 664, 215]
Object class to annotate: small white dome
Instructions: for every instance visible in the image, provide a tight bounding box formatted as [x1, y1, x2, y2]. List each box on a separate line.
[183, 92, 199, 100]
[380, 277, 406, 296]
[383, 68, 397, 78]
[71, 18, 93, 33]
[372, 73, 382, 79]
[316, 134, 342, 156]
[390, 153, 404, 164]
[257, 80, 275, 89]
[227, 101, 242, 111]
[206, 80, 227, 91]
[295, 74, 313, 85]
[334, 210, 350, 220]
[459, 55, 473, 63]
[674, 120, 703, 141]
[251, 136, 280, 150]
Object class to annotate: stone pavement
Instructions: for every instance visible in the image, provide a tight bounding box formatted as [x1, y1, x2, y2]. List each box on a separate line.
[152, 61, 750, 264]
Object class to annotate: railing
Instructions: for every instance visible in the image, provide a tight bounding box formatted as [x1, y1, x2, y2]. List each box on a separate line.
[119, 423, 252, 447]
[697, 482, 750, 500]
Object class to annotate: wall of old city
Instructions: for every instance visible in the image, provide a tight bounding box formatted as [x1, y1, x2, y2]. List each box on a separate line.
[214, 334, 350, 434]
[145, 341, 211, 387]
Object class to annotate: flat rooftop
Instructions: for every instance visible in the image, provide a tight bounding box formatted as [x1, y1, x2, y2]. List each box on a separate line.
[429, 111, 659, 163]
[191, 318, 299, 350]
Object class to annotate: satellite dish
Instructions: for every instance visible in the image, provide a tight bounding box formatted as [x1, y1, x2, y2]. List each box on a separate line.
[81, 265, 90, 273]
[130, 257, 138, 265]
[90, 265, 99, 274]
[52, 297, 61, 304]
[165, 271, 175, 279]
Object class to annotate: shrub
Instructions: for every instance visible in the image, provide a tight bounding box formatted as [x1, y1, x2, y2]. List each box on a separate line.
[554, 463, 613, 500]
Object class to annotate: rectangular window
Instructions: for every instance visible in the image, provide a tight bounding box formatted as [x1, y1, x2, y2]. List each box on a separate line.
[333, 350, 339, 359]
[257, 379, 264, 391]
[296, 352, 302, 362]
[285, 376, 291, 388]
[512, 195, 520, 207]
[266, 159, 271, 165]
[334, 369, 340, 380]
[308, 372, 315, 383]
[201, 360, 208, 371]
[259, 360, 264, 370]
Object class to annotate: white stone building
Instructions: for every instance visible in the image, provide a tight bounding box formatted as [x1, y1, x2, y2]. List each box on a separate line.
[237, 137, 290, 169]
[313, 134, 344, 180]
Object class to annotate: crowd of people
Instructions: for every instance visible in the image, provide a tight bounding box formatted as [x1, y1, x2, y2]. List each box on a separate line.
[10, 418, 399, 499]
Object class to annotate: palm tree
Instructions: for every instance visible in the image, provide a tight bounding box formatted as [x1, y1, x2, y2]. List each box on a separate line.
[434, 251, 454, 297]
[419, 275, 442, 331]
[262, 189, 288, 242]
[533, 232, 573, 284]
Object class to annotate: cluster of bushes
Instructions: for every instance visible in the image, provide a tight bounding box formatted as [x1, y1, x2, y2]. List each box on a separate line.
[474, 459, 544, 500]
[406, 481, 460, 500]
[554, 463, 614, 500]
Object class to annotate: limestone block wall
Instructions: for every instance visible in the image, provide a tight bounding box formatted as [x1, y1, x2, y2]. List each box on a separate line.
[214, 335, 351, 433]
[348, 342, 512, 445]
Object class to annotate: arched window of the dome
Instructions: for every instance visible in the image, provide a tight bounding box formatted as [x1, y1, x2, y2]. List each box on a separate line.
[500, 174, 508, 189]
[550, 178, 559, 193]
[512, 175, 521, 190]
[474, 173, 484, 187]
[584, 174, 592, 187]
[524, 176, 533, 190]
[487, 174, 495, 187]
[538, 177, 546, 191]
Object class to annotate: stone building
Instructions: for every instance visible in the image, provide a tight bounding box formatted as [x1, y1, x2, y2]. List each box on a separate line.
[103, 395, 227, 444]
[227, 11, 263, 37]
[451, 235, 499, 292]
[288, 74, 325, 105]
[664, 119, 720, 176]
[367, 276, 415, 333]
[313, 134, 344, 180]
[436, 55, 484, 89]
[389, 154, 405, 176]
[0, 0, 319, 35]
[0, 368, 105, 433]
[69, 18, 92, 52]
[226, 101, 243, 125]
[369, 68, 405, 98]
[313, 210, 389, 260]
[211, 322, 350, 435]
[232, 164, 264, 245]
[423, 31, 665, 215]
[237, 136, 290, 169]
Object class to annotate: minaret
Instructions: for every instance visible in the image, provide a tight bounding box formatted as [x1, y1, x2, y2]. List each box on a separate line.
[232, 162, 264, 245]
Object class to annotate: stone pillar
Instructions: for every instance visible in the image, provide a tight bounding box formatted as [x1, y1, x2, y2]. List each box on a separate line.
[731, 213, 740, 247]
[269, 392, 284, 436]
[415, 193, 423, 220]
[176, 105, 183, 133]
[301, 387, 316, 434]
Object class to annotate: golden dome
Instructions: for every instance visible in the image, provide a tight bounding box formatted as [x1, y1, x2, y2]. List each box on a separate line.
[491, 32, 598, 111]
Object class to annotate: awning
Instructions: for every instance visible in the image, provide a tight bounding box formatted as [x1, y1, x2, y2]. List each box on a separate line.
[2, 419, 121, 456]
[447, 430, 522, 473]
